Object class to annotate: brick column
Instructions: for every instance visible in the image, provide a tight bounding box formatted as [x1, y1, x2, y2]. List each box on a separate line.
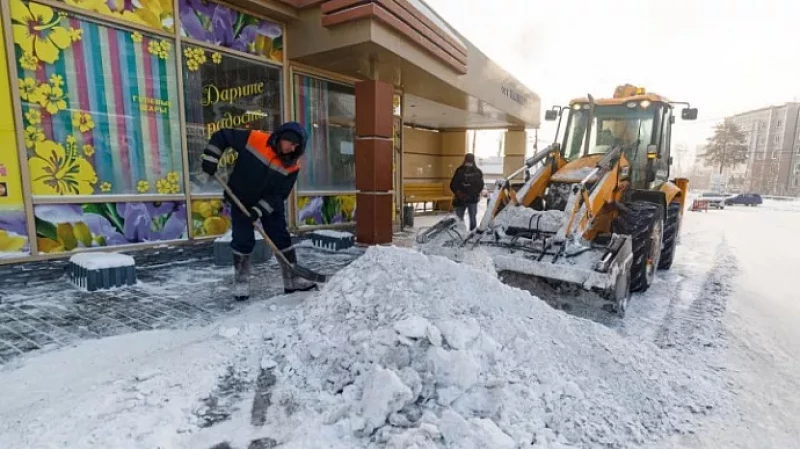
[355, 80, 394, 244]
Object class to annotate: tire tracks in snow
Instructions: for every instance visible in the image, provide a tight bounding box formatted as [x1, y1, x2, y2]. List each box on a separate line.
[654, 237, 739, 354]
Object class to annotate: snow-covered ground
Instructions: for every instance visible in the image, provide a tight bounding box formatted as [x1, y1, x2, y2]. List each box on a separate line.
[0, 200, 798, 448]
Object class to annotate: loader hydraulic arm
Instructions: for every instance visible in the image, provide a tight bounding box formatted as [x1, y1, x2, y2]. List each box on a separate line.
[562, 145, 624, 239]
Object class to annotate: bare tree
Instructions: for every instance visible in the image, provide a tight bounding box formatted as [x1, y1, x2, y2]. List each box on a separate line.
[702, 119, 748, 174]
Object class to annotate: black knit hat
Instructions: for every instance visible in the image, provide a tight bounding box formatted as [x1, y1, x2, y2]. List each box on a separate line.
[464, 153, 475, 163]
[280, 130, 302, 145]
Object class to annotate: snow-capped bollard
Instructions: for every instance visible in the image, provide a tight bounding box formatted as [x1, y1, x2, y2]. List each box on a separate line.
[309, 230, 354, 251]
[213, 229, 269, 266]
[68, 252, 136, 292]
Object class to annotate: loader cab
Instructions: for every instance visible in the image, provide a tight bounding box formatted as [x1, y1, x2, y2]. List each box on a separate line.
[547, 90, 697, 189]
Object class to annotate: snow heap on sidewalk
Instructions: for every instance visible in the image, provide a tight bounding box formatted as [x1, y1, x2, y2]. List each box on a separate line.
[258, 246, 721, 449]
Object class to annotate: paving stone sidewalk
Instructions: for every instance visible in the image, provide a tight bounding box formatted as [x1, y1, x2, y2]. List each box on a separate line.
[0, 245, 361, 366]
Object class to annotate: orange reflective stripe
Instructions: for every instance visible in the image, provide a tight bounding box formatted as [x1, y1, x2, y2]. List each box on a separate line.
[244, 131, 300, 174]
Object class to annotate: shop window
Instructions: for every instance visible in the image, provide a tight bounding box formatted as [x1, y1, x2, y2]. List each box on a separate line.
[297, 194, 356, 226]
[11, 1, 184, 197]
[293, 74, 356, 192]
[52, 0, 175, 33]
[183, 44, 282, 194]
[0, 18, 29, 258]
[178, 0, 283, 64]
[33, 201, 187, 254]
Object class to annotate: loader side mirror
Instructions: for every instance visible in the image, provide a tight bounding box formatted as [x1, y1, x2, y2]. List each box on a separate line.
[544, 110, 559, 121]
[681, 108, 698, 120]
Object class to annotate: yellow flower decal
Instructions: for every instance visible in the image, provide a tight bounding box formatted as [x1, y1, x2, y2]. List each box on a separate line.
[82, 144, 94, 157]
[28, 139, 98, 195]
[25, 107, 42, 125]
[131, 32, 143, 43]
[157, 40, 171, 60]
[24, 125, 45, 148]
[71, 111, 95, 133]
[339, 195, 356, 217]
[137, 180, 150, 193]
[69, 28, 82, 42]
[19, 52, 39, 70]
[19, 77, 41, 102]
[0, 229, 27, 253]
[11, 1, 73, 64]
[167, 171, 179, 183]
[203, 216, 229, 235]
[147, 40, 161, 56]
[155, 178, 170, 194]
[66, 135, 77, 145]
[49, 74, 64, 87]
[100, 181, 112, 192]
[36, 84, 68, 115]
[184, 47, 206, 71]
[211, 52, 222, 64]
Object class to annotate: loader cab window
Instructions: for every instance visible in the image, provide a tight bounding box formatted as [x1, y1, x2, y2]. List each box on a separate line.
[561, 104, 657, 183]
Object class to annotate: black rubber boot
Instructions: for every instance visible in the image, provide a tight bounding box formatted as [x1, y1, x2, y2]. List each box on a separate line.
[281, 248, 318, 294]
[232, 252, 252, 301]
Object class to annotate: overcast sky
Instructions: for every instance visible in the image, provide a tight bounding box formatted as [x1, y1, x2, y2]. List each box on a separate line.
[425, 0, 800, 154]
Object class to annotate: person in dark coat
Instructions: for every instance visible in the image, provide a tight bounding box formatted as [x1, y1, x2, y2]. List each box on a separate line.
[449, 153, 484, 231]
[201, 122, 316, 300]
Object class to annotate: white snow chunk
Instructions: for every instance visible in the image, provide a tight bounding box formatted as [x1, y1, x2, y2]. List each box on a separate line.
[437, 318, 480, 350]
[260, 356, 277, 369]
[426, 323, 443, 347]
[312, 229, 354, 238]
[394, 315, 431, 339]
[69, 252, 134, 269]
[217, 326, 240, 339]
[357, 366, 414, 434]
[470, 418, 516, 449]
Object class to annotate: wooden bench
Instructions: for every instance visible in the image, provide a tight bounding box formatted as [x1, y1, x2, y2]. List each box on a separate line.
[403, 182, 453, 212]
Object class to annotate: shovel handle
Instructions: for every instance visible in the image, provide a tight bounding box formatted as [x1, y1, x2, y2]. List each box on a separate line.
[213, 174, 292, 267]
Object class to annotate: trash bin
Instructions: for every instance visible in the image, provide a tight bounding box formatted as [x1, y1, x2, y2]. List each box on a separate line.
[403, 204, 415, 228]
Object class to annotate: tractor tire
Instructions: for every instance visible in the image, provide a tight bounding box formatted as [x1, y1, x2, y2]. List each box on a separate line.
[612, 201, 664, 293]
[658, 201, 682, 270]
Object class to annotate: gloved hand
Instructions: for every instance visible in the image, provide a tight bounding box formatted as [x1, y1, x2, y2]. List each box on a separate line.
[248, 206, 263, 223]
[201, 158, 217, 176]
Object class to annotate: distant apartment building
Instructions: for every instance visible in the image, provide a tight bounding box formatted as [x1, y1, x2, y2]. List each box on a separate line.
[729, 103, 800, 196]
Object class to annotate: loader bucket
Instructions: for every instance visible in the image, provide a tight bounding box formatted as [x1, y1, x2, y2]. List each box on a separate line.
[491, 234, 634, 316]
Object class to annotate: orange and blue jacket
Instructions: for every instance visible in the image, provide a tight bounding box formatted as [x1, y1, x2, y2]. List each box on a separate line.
[201, 122, 307, 216]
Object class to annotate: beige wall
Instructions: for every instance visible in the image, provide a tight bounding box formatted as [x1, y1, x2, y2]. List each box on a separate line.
[403, 127, 442, 181]
[402, 128, 468, 184]
[503, 130, 527, 177]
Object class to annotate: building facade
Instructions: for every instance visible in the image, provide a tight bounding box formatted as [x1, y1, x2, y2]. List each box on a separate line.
[729, 103, 800, 196]
[0, 0, 540, 263]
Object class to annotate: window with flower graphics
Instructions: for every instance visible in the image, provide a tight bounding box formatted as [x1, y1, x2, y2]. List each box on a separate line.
[52, 0, 175, 33]
[11, 0, 184, 197]
[178, 0, 283, 64]
[182, 44, 282, 193]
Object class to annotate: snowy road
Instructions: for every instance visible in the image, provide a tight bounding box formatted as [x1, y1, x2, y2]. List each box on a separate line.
[646, 200, 800, 449]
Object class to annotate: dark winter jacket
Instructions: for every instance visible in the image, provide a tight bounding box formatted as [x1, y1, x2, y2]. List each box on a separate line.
[450, 164, 484, 206]
[202, 122, 308, 215]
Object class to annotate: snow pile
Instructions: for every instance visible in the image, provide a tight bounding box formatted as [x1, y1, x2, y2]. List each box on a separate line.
[69, 252, 134, 269]
[250, 246, 721, 448]
[498, 207, 565, 233]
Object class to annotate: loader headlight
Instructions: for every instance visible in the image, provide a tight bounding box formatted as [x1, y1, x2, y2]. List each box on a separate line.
[621, 166, 630, 178]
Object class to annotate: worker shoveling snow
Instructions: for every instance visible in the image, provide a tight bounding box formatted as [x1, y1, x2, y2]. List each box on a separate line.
[0, 246, 724, 449]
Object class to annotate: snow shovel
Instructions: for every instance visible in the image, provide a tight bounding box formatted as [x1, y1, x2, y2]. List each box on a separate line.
[214, 174, 328, 283]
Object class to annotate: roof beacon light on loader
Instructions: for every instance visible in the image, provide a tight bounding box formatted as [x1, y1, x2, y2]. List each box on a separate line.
[415, 85, 698, 317]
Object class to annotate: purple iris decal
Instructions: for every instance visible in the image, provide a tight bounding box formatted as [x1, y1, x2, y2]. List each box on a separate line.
[299, 197, 324, 224]
[82, 214, 128, 246]
[117, 202, 187, 242]
[179, 0, 282, 52]
[0, 210, 28, 236]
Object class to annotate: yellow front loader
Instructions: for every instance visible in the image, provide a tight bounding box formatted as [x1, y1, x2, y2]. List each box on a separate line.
[416, 85, 697, 316]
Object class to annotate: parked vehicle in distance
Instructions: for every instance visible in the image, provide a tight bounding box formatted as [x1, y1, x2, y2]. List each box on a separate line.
[724, 193, 763, 206]
[700, 192, 730, 209]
